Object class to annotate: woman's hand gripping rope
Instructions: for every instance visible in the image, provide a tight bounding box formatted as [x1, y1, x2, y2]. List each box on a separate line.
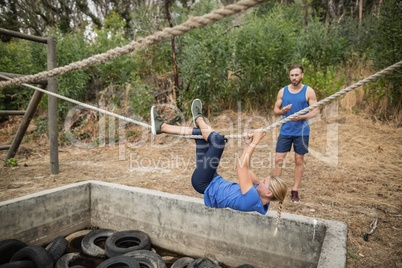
[243, 129, 266, 147]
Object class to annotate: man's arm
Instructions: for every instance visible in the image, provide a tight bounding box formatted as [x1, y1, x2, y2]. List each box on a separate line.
[305, 87, 319, 119]
[273, 88, 291, 115]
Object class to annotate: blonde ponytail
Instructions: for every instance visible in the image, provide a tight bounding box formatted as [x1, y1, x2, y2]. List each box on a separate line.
[269, 175, 287, 236]
[273, 202, 283, 236]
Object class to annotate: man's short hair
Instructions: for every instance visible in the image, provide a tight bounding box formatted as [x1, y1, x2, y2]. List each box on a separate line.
[290, 64, 303, 73]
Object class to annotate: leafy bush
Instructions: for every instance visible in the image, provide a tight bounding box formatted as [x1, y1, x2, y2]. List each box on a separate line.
[179, 4, 234, 113]
[34, 29, 91, 118]
[0, 39, 41, 112]
[297, 19, 349, 70]
[6, 158, 18, 167]
[337, 16, 378, 61]
[302, 62, 345, 100]
[233, 5, 299, 109]
[128, 75, 155, 119]
[369, 0, 402, 112]
[89, 12, 134, 84]
[179, 2, 355, 112]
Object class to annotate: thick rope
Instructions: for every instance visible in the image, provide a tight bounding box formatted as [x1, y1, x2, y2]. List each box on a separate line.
[0, 74, 150, 129]
[0, 0, 267, 89]
[0, 0, 399, 138]
[1, 61, 400, 139]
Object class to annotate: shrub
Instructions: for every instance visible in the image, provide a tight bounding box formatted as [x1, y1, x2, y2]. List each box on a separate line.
[369, 0, 402, 112]
[6, 158, 18, 167]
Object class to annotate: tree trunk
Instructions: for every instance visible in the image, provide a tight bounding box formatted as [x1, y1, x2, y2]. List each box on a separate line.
[377, 0, 383, 17]
[164, 0, 180, 106]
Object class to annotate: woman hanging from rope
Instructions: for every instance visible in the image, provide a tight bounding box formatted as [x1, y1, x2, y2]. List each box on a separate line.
[151, 99, 288, 228]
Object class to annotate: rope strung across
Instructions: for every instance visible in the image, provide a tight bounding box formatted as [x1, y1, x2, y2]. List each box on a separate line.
[0, 0, 400, 139]
[0, 0, 267, 89]
[1, 61, 401, 140]
[0, 74, 150, 129]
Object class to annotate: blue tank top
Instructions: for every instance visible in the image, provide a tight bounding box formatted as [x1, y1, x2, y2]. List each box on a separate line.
[204, 176, 269, 215]
[280, 85, 310, 136]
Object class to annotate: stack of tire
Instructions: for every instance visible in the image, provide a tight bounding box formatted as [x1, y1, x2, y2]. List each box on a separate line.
[0, 236, 69, 268]
[0, 229, 254, 268]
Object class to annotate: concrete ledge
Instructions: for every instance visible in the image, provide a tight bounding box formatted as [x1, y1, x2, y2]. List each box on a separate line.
[0, 182, 91, 246]
[0, 181, 347, 268]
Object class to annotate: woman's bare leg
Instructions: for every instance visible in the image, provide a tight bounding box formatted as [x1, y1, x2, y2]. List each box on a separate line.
[160, 123, 193, 135]
[196, 117, 215, 141]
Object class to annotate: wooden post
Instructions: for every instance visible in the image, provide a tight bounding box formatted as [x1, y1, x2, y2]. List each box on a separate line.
[0, 111, 26, 116]
[47, 37, 59, 174]
[0, 28, 48, 43]
[4, 85, 44, 163]
[0, 145, 11, 151]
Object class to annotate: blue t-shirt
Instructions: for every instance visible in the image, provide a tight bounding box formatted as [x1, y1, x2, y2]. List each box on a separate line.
[280, 85, 310, 136]
[203, 176, 269, 215]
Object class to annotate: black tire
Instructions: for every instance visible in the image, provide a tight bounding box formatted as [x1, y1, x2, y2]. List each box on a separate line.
[56, 252, 104, 268]
[10, 246, 53, 268]
[124, 250, 166, 268]
[0, 261, 35, 268]
[187, 258, 220, 268]
[105, 230, 151, 258]
[0, 239, 27, 264]
[45, 236, 68, 263]
[55, 252, 80, 268]
[81, 229, 116, 258]
[171, 257, 195, 268]
[65, 230, 91, 253]
[96, 255, 140, 268]
[237, 265, 254, 268]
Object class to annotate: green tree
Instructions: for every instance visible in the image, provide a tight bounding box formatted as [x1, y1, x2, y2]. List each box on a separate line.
[87, 12, 137, 92]
[0, 39, 39, 113]
[0, 0, 20, 41]
[179, 0, 234, 113]
[297, 19, 348, 71]
[51, 29, 91, 118]
[233, 4, 299, 109]
[369, 0, 402, 112]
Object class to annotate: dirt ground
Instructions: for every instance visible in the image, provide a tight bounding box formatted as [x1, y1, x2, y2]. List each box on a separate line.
[0, 105, 401, 268]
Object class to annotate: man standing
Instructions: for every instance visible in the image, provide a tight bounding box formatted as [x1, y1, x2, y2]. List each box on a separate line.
[273, 65, 319, 203]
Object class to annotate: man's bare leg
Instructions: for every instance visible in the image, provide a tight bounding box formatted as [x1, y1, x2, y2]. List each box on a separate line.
[273, 152, 287, 177]
[293, 153, 304, 191]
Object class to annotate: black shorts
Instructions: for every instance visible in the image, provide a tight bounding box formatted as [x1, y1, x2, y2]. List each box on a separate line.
[276, 134, 309, 155]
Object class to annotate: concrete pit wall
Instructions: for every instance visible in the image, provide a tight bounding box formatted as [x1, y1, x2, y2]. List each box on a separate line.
[0, 181, 347, 268]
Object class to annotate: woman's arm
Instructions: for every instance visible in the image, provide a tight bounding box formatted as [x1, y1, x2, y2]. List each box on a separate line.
[248, 170, 259, 185]
[236, 129, 266, 194]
